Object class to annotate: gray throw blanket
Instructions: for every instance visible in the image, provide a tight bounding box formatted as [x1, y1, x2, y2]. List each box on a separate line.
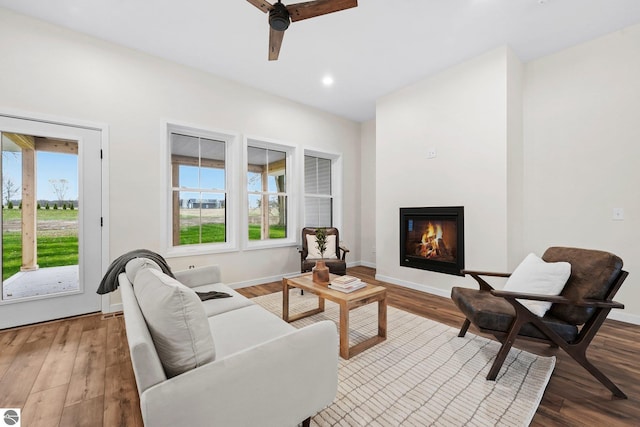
[97, 249, 175, 294]
[195, 290, 232, 301]
[97, 249, 231, 301]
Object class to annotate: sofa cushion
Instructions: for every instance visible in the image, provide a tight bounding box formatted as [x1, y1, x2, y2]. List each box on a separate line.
[134, 268, 215, 377]
[191, 283, 255, 317]
[208, 305, 296, 359]
[125, 257, 162, 283]
[504, 253, 570, 317]
[119, 274, 167, 394]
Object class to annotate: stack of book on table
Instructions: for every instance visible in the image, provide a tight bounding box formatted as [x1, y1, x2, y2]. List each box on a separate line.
[328, 275, 366, 293]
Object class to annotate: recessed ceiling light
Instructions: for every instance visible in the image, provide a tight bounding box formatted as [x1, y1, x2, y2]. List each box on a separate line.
[322, 75, 334, 87]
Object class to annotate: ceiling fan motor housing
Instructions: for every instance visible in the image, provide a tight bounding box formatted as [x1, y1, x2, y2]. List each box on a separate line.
[269, 2, 290, 31]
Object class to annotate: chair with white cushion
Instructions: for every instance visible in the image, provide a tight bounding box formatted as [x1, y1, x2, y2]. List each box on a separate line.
[451, 247, 628, 398]
[299, 227, 349, 275]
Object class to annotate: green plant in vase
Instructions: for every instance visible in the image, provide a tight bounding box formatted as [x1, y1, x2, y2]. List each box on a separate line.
[315, 227, 327, 258]
[313, 227, 330, 284]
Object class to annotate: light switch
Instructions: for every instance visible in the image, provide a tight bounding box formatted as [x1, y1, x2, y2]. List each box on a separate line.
[612, 208, 624, 221]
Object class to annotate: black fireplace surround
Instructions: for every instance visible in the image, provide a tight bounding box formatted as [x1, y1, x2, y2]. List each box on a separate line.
[400, 206, 464, 276]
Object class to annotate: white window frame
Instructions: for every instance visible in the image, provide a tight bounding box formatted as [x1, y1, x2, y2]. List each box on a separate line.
[243, 136, 297, 250]
[165, 122, 239, 257]
[302, 149, 343, 234]
[303, 154, 334, 228]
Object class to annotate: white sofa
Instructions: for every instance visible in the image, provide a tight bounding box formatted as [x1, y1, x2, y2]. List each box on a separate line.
[119, 261, 338, 427]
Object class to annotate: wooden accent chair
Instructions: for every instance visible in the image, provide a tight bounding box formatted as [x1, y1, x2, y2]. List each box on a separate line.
[451, 247, 628, 398]
[299, 227, 349, 275]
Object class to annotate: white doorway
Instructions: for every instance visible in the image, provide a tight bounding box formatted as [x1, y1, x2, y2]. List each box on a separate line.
[0, 114, 104, 329]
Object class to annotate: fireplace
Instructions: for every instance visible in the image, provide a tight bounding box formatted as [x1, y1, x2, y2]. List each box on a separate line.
[399, 206, 464, 276]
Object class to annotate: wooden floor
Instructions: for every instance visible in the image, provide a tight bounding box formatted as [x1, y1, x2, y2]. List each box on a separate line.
[1, 266, 638, 426]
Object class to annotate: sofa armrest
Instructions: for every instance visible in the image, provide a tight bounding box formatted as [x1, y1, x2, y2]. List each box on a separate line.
[140, 320, 338, 427]
[173, 265, 222, 288]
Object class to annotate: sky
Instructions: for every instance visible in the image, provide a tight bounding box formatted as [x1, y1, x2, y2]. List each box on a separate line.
[178, 164, 224, 190]
[2, 151, 78, 202]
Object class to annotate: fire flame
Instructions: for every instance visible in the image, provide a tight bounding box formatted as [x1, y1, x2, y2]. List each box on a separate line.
[420, 222, 443, 258]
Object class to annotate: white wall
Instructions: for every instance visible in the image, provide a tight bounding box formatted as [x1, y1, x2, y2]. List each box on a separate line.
[507, 49, 525, 270]
[374, 26, 640, 323]
[359, 120, 376, 267]
[375, 47, 518, 294]
[0, 9, 360, 307]
[523, 24, 640, 321]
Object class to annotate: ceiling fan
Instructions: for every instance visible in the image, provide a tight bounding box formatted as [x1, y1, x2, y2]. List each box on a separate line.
[247, 0, 358, 61]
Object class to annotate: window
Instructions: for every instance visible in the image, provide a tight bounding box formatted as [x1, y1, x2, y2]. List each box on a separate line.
[169, 127, 229, 249]
[304, 155, 333, 227]
[246, 141, 293, 245]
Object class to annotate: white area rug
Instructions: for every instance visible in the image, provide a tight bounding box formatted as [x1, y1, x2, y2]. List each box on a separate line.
[253, 291, 555, 427]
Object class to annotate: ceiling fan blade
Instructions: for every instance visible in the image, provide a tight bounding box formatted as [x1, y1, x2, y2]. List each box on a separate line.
[269, 27, 285, 61]
[287, 0, 357, 22]
[247, 0, 273, 13]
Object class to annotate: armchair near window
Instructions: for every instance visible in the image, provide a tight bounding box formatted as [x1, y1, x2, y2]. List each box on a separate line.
[451, 247, 628, 398]
[299, 227, 349, 276]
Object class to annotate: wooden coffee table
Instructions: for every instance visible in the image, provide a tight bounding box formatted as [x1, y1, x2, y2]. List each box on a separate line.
[283, 273, 387, 359]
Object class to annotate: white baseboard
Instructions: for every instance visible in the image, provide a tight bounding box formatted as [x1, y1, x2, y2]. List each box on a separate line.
[345, 260, 376, 268]
[607, 310, 640, 325]
[375, 274, 451, 299]
[106, 302, 123, 314]
[357, 260, 376, 269]
[228, 271, 301, 289]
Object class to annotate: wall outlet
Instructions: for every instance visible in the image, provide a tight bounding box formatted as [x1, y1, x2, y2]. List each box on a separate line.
[612, 208, 624, 221]
[427, 148, 437, 159]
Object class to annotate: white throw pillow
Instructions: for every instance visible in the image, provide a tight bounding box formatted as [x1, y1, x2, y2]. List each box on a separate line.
[125, 257, 162, 283]
[503, 253, 571, 317]
[306, 234, 338, 259]
[133, 268, 215, 377]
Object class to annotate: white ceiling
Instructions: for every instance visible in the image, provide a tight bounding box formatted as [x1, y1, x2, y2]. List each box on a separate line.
[1, 0, 640, 122]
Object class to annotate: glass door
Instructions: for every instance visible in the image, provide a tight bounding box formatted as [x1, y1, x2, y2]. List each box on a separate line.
[0, 115, 103, 329]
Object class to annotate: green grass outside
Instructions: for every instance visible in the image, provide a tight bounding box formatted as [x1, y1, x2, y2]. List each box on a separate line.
[2, 233, 78, 280]
[2, 232, 78, 280]
[179, 223, 286, 244]
[2, 208, 79, 280]
[179, 223, 226, 245]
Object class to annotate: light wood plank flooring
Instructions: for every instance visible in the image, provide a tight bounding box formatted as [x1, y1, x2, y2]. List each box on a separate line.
[0, 313, 142, 427]
[0, 266, 637, 426]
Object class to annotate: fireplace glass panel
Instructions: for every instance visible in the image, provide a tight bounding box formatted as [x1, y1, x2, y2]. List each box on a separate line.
[400, 206, 464, 276]
[405, 218, 458, 263]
